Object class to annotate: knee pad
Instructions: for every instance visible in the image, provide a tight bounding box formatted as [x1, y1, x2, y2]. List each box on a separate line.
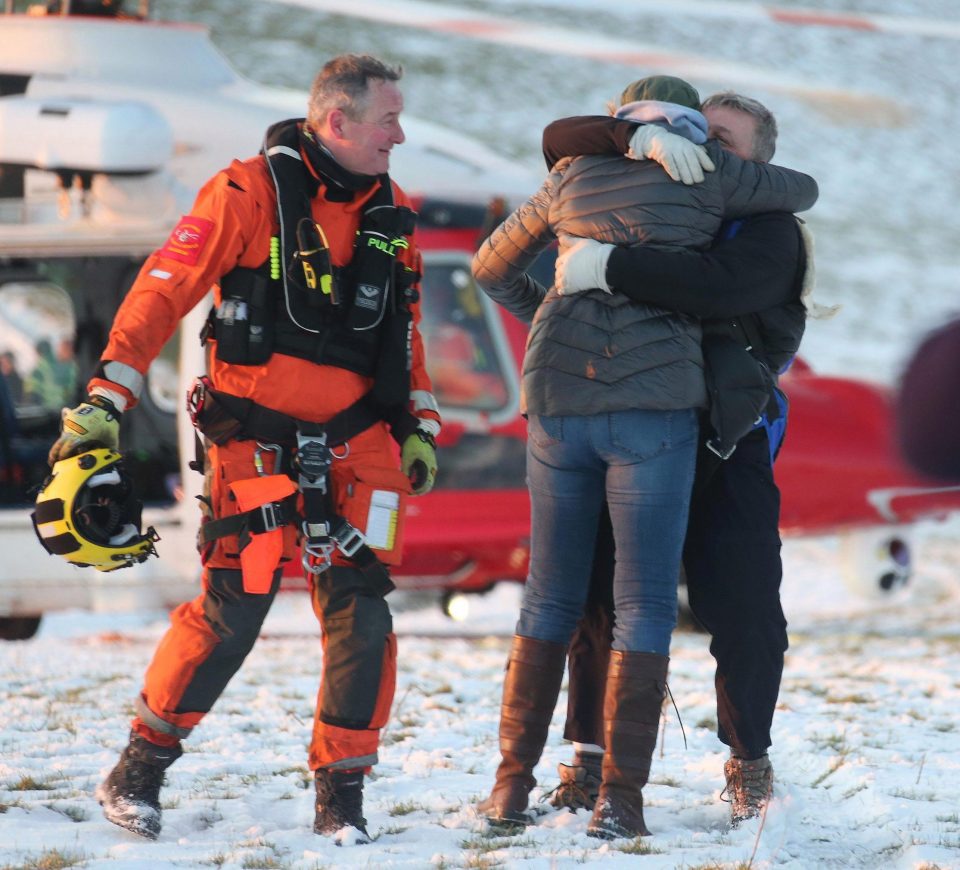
[203, 568, 279, 656]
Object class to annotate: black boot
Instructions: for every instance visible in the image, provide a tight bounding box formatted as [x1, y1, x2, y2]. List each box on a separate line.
[96, 731, 182, 839]
[587, 652, 668, 840]
[314, 768, 370, 843]
[477, 635, 568, 828]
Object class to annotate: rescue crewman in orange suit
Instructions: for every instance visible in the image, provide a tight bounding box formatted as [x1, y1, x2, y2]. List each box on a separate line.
[48, 55, 441, 844]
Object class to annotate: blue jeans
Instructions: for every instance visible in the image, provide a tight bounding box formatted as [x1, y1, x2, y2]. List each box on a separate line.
[517, 409, 698, 654]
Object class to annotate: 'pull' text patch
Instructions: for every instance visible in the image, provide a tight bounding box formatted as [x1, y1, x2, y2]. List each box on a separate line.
[160, 216, 215, 265]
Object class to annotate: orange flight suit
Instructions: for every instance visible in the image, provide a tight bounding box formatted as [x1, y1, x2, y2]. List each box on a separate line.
[91, 128, 439, 771]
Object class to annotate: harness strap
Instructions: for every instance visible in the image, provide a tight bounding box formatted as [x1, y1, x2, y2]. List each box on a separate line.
[190, 378, 415, 448]
[199, 492, 299, 546]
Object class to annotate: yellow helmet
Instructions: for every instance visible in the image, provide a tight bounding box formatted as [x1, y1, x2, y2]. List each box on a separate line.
[32, 448, 160, 572]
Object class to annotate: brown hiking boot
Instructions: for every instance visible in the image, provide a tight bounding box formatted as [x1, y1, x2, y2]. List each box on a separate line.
[723, 755, 773, 825]
[545, 754, 602, 811]
[96, 732, 182, 840]
[314, 768, 370, 843]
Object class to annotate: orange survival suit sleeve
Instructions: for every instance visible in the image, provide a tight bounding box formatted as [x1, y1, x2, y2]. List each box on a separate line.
[393, 182, 440, 432]
[89, 159, 271, 407]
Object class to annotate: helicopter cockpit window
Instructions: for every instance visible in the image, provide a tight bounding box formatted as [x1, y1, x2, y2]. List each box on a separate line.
[418, 254, 514, 416]
[0, 280, 77, 502]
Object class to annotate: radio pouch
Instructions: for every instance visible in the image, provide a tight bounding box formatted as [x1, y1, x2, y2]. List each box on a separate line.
[212, 267, 276, 365]
[227, 474, 298, 593]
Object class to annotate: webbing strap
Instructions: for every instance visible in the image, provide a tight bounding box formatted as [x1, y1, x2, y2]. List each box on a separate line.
[199, 493, 299, 546]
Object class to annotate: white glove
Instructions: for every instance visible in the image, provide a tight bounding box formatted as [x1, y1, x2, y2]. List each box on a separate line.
[555, 236, 614, 295]
[627, 125, 715, 185]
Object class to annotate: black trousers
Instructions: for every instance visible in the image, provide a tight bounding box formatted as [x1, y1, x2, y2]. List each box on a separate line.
[565, 426, 788, 759]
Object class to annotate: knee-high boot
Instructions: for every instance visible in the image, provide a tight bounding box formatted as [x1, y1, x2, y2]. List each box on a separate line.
[588, 651, 669, 839]
[478, 635, 568, 826]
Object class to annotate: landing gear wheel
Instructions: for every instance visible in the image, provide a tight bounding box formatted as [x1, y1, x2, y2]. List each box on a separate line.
[839, 528, 912, 599]
[0, 616, 42, 641]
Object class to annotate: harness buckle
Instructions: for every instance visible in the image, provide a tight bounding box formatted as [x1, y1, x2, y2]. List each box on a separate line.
[254, 441, 284, 477]
[258, 501, 284, 534]
[705, 437, 737, 461]
[302, 539, 335, 575]
[294, 433, 331, 490]
[331, 521, 366, 559]
[302, 519, 331, 541]
[186, 376, 209, 429]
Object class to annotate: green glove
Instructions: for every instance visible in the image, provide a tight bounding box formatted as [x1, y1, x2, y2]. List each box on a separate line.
[48, 395, 122, 466]
[401, 428, 438, 496]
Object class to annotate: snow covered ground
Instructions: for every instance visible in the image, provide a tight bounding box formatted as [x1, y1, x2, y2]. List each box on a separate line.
[2, 0, 960, 867]
[2, 535, 960, 869]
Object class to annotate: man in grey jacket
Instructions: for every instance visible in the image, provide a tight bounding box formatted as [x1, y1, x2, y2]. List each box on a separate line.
[471, 75, 817, 840]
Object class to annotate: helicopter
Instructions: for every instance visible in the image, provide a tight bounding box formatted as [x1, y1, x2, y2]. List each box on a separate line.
[2, 0, 958, 641]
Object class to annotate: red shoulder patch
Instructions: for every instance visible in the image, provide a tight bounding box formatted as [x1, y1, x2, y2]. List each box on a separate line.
[159, 216, 215, 265]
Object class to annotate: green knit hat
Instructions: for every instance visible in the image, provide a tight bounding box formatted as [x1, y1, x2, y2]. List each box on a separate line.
[619, 75, 701, 110]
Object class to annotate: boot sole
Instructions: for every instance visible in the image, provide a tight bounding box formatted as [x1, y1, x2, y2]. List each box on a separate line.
[95, 783, 161, 840]
[483, 811, 530, 833]
[587, 822, 651, 840]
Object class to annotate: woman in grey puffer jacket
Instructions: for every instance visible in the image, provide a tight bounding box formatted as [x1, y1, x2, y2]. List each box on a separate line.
[471, 75, 818, 840]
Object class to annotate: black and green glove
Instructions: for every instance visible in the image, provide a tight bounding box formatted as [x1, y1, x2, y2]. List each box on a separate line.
[401, 427, 438, 496]
[48, 395, 122, 466]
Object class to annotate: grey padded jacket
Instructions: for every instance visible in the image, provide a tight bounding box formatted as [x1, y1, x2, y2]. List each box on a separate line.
[472, 140, 818, 417]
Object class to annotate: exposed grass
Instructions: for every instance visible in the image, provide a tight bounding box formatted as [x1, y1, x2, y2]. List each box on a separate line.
[459, 834, 536, 853]
[825, 692, 872, 704]
[6, 774, 60, 792]
[811, 756, 847, 787]
[889, 787, 938, 801]
[461, 856, 502, 870]
[46, 803, 88, 823]
[240, 857, 284, 870]
[276, 766, 312, 789]
[677, 863, 754, 870]
[809, 730, 851, 753]
[650, 775, 681, 788]
[195, 807, 224, 830]
[388, 799, 425, 816]
[614, 837, 663, 855]
[2, 848, 87, 869]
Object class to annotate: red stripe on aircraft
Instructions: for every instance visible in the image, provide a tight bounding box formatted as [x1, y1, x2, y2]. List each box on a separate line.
[431, 20, 515, 36]
[769, 11, 879, 31]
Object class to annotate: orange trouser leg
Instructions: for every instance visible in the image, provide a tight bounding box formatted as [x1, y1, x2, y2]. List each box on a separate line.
[308, 565, 397, 770]
[134, 567, 280, 743]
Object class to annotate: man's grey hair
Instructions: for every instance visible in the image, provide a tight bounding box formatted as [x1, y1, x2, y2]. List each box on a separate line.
[306, 54, 402, 128]
[702, 91, 778, 162]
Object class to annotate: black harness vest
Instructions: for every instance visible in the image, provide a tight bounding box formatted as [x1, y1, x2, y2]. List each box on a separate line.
[206, 119, 419, 415]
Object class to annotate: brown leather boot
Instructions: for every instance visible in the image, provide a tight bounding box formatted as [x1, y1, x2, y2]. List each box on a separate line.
[478, 635, 567, 828]
[587, 651, 668, 840]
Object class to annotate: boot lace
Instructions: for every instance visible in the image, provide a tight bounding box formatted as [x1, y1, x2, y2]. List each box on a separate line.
[542, 765, 599, 811]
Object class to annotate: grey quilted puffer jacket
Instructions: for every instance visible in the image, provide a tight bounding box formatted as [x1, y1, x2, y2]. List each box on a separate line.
[472, 141, 818, 417]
